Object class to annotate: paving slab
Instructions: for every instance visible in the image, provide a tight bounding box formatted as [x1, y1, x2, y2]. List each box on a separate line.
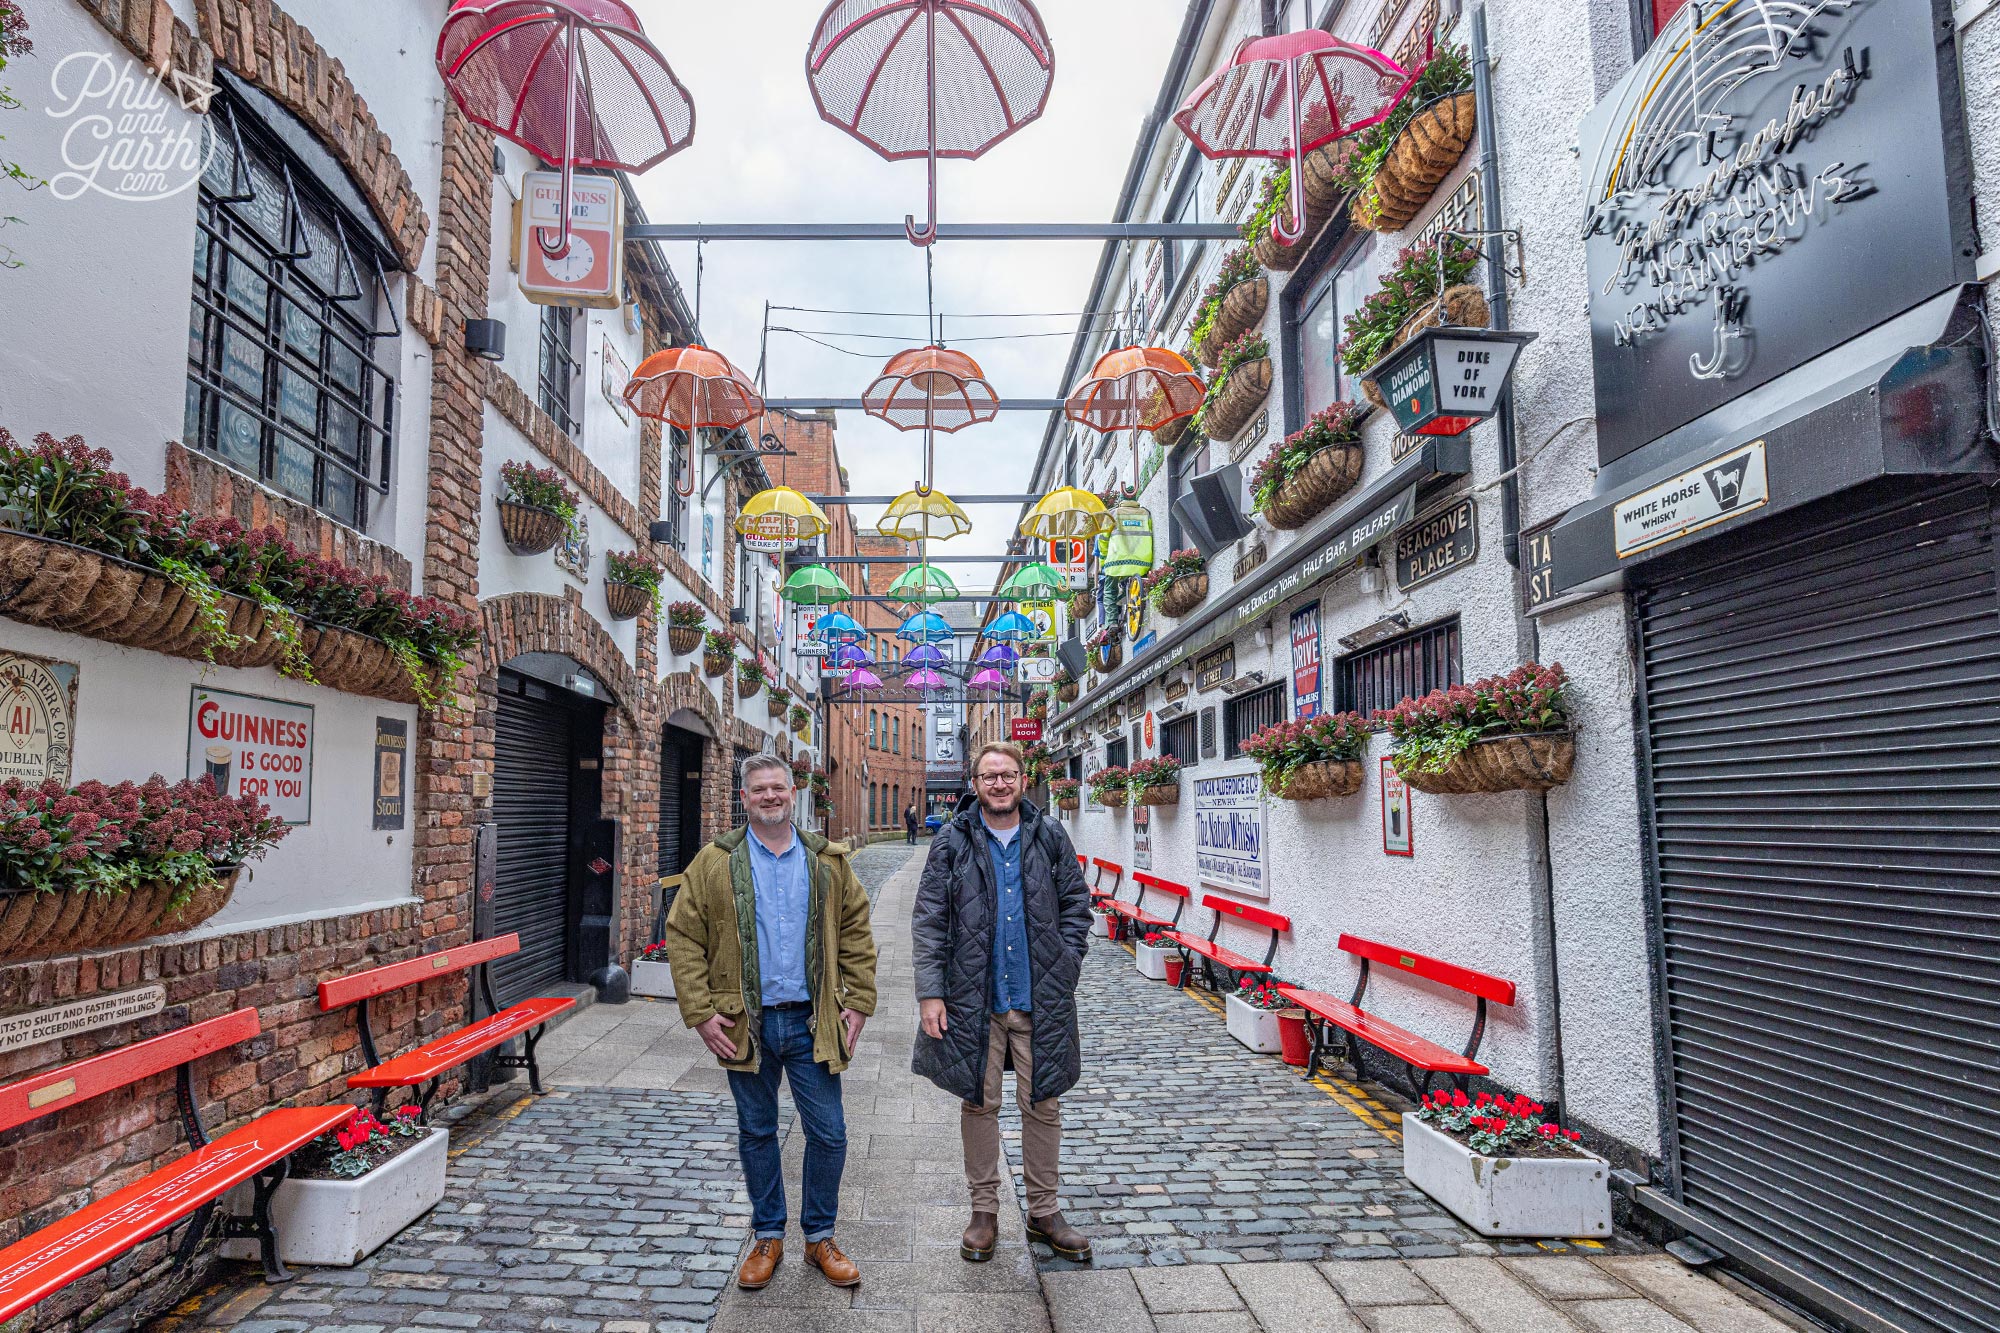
[1133, 1263, 1246, 1314]
[1224, 1262, 1369, 1332]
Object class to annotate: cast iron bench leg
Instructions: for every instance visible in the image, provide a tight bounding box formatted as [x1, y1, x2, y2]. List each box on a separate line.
[219, 1159, 294, 1283]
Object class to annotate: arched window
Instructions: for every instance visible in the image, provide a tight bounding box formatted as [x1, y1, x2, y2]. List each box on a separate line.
[893, 784, 900, 818]
[868, 784, 878, 826]
[868, 709, 877, 748]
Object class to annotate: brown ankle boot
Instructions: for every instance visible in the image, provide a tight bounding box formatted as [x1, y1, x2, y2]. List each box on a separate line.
[805, 1236, 861, 1287]
[961, 1210, 999, 1262]
[1026, 1211, 1092, 1261]
[736, 1237, 783, 1289]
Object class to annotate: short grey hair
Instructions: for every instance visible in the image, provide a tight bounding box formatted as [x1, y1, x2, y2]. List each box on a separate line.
[738, 752, 794, 789]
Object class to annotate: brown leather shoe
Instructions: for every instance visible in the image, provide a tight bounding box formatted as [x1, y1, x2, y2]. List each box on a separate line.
[805, 1236, 861, 1287]
[736, 1237, 782, 1289]
[961, 1210, 998, 1262]
[1026, 1211, 1092, 1261]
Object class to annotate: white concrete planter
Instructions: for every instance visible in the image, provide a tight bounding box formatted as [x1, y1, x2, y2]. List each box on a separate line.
[631, 958, 676, 998]
[1224, 991, 1285, 1052]
[1134, 940, 1176, 979]
[225, 1127, 448, 1267]
[1401, 1114, 1612, 1238]
[1090, 911, 1113, 938]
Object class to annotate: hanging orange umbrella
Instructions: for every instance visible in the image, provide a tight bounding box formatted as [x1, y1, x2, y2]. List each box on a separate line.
[1063, 346, 1205, 433]
[623, 345, 764, 430]
[863, 345, 999, 434]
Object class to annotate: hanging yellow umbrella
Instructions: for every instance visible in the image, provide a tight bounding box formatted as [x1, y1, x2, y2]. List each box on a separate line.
[876, 485, 972, 542]
[1018, 487, 1113, 540]
[737, 486, 831, 545]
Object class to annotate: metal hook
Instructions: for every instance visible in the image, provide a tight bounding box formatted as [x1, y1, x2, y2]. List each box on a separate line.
[906, 5, 941, 247]
[535, 17, 580, 259]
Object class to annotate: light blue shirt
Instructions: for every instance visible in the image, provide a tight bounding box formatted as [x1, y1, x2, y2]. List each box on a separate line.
[985, 819, 1033, 1014]
[746, 825, 810, 1006]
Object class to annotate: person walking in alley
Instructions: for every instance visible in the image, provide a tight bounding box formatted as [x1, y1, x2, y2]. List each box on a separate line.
[662, 753, 877, 1291]
[904, 801, 919, 845]
[911, 741, 1094, 1264]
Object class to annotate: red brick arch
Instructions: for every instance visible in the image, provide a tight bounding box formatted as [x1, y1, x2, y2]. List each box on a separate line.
[479, 590, 647, 723]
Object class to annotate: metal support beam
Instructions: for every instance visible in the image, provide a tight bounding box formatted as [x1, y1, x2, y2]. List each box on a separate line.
[801, 554, 1036, 564]
[626, 222, 1242, 242]
[805, 493, 1042, 505]
[769, 397, 1064, 412]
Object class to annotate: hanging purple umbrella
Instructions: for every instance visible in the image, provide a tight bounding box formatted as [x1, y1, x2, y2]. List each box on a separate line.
[841, 666, 885, 692]
[834, 642, 873, 667]
[967, 667, 1007, 690]
[905, 668, 949, 691]
[901, 643, 951, 670]
[978, 644, 1020, 666]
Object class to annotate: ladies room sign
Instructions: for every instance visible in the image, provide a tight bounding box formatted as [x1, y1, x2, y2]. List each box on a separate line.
[186, 686, 314, 824]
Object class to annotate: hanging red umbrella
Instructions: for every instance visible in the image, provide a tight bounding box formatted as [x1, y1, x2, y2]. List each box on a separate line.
[623, 346, 766, 430]
[806, 0, 1055, 246]
[1173, 31, 1413, 246]
[863, 345, 999, 433]
[437, 0, 696, 258]
[1063, 346, 1205, 434]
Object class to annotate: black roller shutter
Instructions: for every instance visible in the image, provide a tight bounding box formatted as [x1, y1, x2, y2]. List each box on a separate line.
[492, 681, 574, 1005]
[1634, 480, 2000, 1333]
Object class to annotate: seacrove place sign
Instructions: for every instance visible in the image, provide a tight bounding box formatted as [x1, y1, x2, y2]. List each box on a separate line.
[1578, 0, 1975, 465]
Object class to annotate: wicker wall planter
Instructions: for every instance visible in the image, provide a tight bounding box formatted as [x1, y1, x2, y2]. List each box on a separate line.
[1276, 759, 1364, 801]
[496, 500, 566, 556]
[1099, 789, 1127, 808]
[1091, 644, 1122, 672]
[703, 651, 732, 679]
[1300, 138, 1358, 218]
[1253, 194, 1333, 272]
[603, 580, 650, 621]
[1398, 733, 1576, 795]
[667, 625, 704, 656]
[0, 533, 436, 704]
[736, 672, 763, 700]
[1157, 572, 1208, 619]
[1151, 414, 1194, 448]
[1364, 92, 1478, 233]
[0, 866, 243, 964]
[1057, 795, 1080, 811]
[766, 696, 786, 720]
[1259, 444, 1363, 530]
[1136, 784, 1181, 807]
[1205, 278, 1270, 364]
[1202, 357, 1273, 442]
[1360, 285, 1491, 409]
[1069, 591, 1095, 619]
[1057, 681, 1079, 704]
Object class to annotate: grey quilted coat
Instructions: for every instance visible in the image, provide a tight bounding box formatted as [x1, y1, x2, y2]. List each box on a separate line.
[910, 800, 1093, 1104]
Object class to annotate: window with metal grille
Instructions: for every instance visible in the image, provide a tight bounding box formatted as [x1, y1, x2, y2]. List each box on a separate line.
[1225, 683, 1285, 754]
[1337, 617, 1462, 716]
[185, 91, 397, 530]
[659, 426, 691, 550]
[869, 784, 878, 826]
[1199, 707, 1217, 758]
[730, 747, 754, 827]
[537, 305, 579, 435]
[1132, 723, 1143, 759]
[1161, 714, 1197, 763]
[1104, 737, 1129, 770]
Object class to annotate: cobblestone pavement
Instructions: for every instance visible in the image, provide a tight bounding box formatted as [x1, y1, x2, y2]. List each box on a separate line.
[155, 832, 1807, 1332]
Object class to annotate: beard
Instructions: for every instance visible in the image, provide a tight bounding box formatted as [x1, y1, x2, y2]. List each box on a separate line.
[978, 788, 1021, 818]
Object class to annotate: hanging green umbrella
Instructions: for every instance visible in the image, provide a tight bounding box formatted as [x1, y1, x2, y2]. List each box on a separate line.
[885, 563, 959, 607]
[780, 564, 853, 605]
[997, 560, 1067, 602]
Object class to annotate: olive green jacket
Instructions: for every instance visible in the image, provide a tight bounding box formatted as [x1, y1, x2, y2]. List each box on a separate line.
[661, 825, 877, 1075]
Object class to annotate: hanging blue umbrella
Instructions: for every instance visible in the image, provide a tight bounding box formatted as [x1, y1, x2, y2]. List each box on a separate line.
[897, 611, 955, 643]
[814, 611, 867, 644]
[900, 643, 951, 671]
[979, 643, 1020, 666]
[983, 611, 1040, 642]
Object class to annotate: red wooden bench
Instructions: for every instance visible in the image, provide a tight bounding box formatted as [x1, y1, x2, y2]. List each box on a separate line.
[320, 933, 576, 1120]
[1104, 871, 1188, 934]
[1278, 935, 1516, 1095]
[1089, 858, 1124, 903]
[1163, 895, 1290, 992]
[0, 1009, 354, 1316]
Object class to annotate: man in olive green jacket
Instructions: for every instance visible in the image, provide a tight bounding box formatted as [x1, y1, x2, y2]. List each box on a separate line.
[662, 753, 877, 1291]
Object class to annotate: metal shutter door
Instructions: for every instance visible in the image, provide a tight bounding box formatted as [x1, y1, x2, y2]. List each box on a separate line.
[1635, 481, 2000, 1333]
[492, 685, 573, 1006]
[658, 732, 685, 879]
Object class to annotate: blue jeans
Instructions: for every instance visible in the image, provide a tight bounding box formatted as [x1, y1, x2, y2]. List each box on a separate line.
[726, 1005, 847, 1242]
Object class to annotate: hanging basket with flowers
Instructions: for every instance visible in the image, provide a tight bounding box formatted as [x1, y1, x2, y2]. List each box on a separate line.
[1048, 777, 1082, 811]
[665, 600, 706, 655]
[1085, 625, 1123, 673]
[789, 702, 812, 735]
[1379, 663, 1575, 794]
[1244, 167, 1331, 271]
[1339, 238, 1484, 408]
[496, 460, 581, 556]
[603, 550, 662, 621]
[1250, 403, 1367, 530]
[737, 656, 766, 700]
[1187, 245, 1266, 368]
[1053, 668, 1078, 705]
[702, 630, 737, 678]
[1239, 711, 1371, 799]
[1193, 332, 1273, 443]
[1068, 589, 1095, 620]
[1087, 766, 1129, 808]
[765, 685, 789, 719]
[1140, 549, 1209, 619]
[1326, 47, 1476, 234]
[1125, 755, 1183, 806]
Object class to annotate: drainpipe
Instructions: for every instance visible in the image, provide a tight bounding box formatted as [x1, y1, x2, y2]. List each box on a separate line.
[1471, 3, 1567, 1120]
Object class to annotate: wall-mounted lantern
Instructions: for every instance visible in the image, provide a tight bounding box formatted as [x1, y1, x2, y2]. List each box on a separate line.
[1363, 327, 1538, 438]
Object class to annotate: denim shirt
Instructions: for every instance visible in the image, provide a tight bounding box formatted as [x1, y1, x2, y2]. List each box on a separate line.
[984, 819, 1033, 1014]
[746, 825, 811, 1006]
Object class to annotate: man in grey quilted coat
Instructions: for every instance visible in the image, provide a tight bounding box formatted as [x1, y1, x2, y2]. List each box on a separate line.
[911, 740, 1094, 1264]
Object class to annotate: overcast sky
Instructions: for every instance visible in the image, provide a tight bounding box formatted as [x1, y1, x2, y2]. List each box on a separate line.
[626, 1, 1184, 587]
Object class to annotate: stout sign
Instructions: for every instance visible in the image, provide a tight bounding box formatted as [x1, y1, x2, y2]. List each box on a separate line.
[1396, 498, 1478, 590]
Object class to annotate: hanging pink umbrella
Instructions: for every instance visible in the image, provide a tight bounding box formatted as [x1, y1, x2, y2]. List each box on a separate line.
[905, 668, 949, 691]
[840, 666, 885, 692]
[1172, 30, 1413, 245]
[967, 667, 1007, 690]
[806, 0, 1056, 246]
[437, 0, 696, 257]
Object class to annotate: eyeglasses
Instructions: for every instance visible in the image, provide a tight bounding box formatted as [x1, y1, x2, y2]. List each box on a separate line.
[975, 772, 1022, 787]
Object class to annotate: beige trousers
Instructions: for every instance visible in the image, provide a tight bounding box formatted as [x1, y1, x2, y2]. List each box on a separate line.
[962, 1009, 1062, 1216]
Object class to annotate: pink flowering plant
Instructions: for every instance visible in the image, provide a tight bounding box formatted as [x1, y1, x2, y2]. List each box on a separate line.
[1085, 766, 1128, 804]
[497, 459, 581, 538]
[0, 775, 288, 901]
[1338, 237, 1481, 379]
[606, 549, 665, 611]
[1047, 777, 1081, 804]
[1417, 1088, 1584, 1157]
[1250, 402, 1366, 514]
[1123, 755, 1183, 795]
[1377, 663, 1571, 776]
[1138, 549, 1206, 609]
[320, 1105, 427, 1179]
[665, 599, 705, 629]
[1189, 331, 1271, 438]
[1238, 711, 1371, 795]
[1186, 244, 1263, 361]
